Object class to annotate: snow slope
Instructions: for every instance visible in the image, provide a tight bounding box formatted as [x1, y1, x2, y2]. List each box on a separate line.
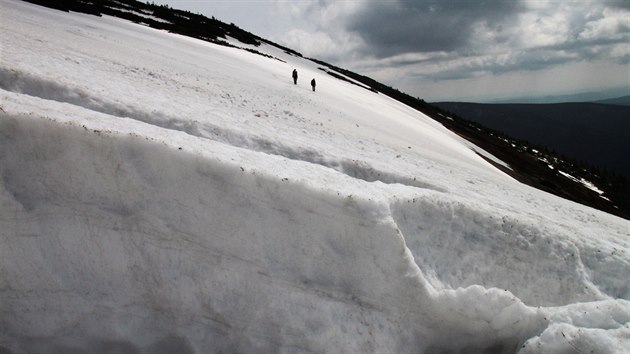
[1, 1, 629, 352]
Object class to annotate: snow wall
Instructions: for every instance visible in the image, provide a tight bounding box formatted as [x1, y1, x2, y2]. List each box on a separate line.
[1, 93, 629, 354]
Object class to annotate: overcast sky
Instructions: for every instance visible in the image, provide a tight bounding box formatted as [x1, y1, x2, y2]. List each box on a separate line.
[150, 0, 629, 102]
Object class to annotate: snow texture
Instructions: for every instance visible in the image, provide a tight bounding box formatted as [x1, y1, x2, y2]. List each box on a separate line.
[1, 1, 629, 353]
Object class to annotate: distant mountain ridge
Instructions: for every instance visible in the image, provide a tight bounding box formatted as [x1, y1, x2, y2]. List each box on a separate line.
[485, 87, 630, 104]
[594, 95, 630, 106]
[433, 101, 630, 178]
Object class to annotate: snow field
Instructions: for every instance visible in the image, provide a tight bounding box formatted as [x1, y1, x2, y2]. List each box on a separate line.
[0, 94, 546, 353]
[2, 100, 627, 352]
[1, 1, 629, 352]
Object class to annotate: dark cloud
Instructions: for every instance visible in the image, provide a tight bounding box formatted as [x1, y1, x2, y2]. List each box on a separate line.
[404, 49, 578, 81]
[605, 0, 630, 10]
[346, 0, 523, 56]
[338, 0, 629, 83]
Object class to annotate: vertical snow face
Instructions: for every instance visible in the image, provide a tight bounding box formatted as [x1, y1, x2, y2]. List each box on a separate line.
[391, 197, 626, 306]
[3, 110, 535, 353]
[1, 92, 628, 354]
[0, 109, 547, 354]
[0, 112, 413, 352]
[1, 1, 629, 353]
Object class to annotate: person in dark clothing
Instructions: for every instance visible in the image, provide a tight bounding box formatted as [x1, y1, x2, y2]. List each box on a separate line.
[292, 69, 298, 85]
[311, 78, 316, 92]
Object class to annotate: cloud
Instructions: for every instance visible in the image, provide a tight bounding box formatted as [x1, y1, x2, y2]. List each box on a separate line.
[346, 0, 523, 56]
[280, 29, 364, 61]
[275, 0, 367, 61]
[274, 0, 628, 100]
[606, 0, 630, 10]
[342, 1, 628, 80]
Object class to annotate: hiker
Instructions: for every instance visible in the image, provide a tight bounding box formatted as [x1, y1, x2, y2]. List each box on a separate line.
[311, 78, 316, 92]
[292, 69, 298, 85]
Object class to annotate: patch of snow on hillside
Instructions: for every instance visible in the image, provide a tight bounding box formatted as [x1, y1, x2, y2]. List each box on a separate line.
[559, 170, 606, 195]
